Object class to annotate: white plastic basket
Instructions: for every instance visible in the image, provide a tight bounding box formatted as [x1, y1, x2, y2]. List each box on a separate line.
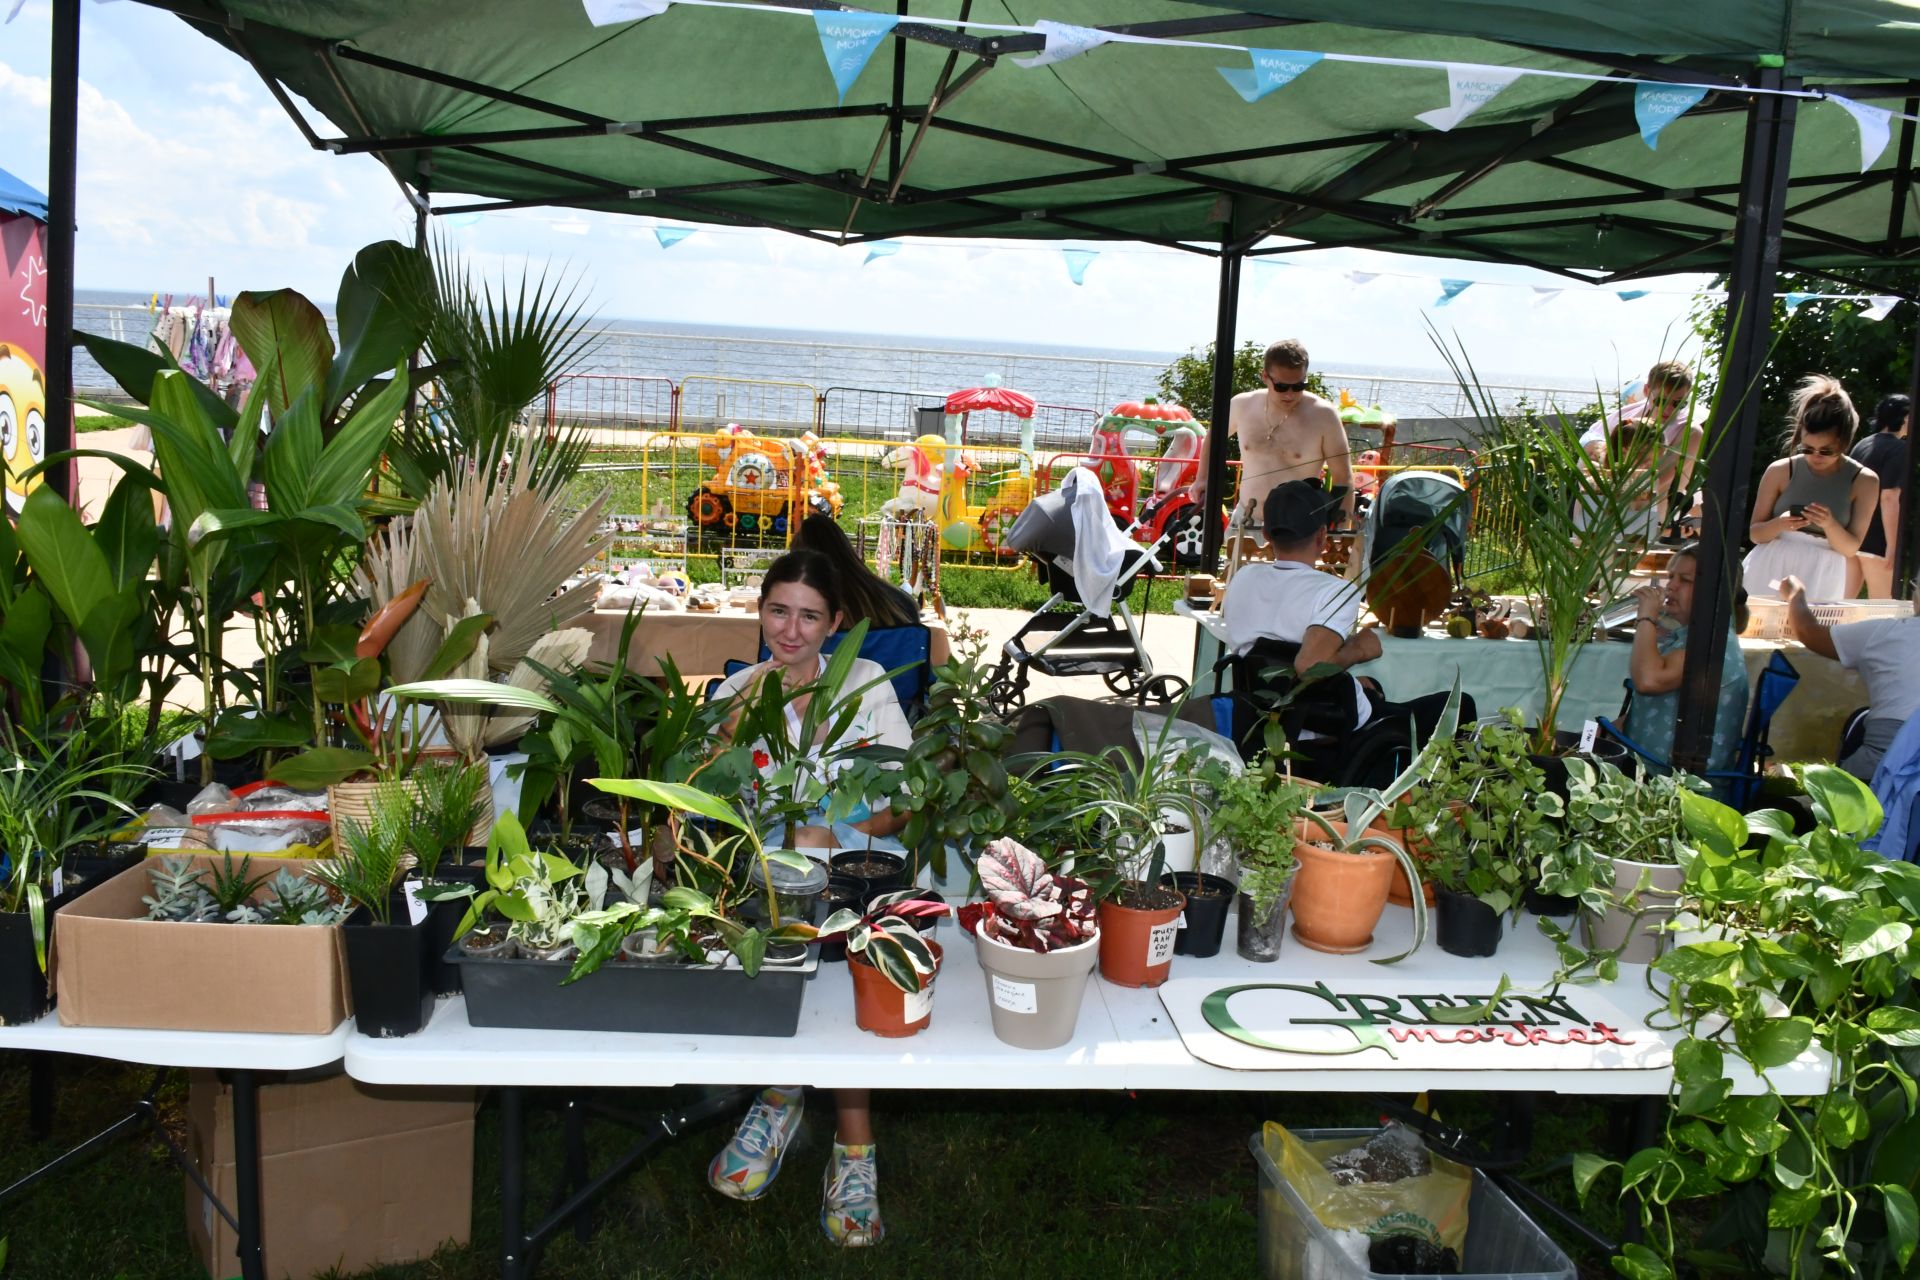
[1743, 597, 1911, 642]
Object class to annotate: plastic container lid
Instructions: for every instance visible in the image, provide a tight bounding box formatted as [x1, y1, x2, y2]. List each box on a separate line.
[747, 856, 830, 896]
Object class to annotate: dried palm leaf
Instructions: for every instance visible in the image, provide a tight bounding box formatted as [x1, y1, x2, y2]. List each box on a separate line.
[484, 627, 594, 745]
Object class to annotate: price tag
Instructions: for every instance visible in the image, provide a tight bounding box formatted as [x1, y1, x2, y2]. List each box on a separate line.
[1147, 921, 1179, 966]
[1175, 911, 1189, 930]
[991, 974, 1037, 1014]
[142, 827, 196, 848]
[1578, 720, 1600, 754]
[403, 879, 428, 925]
[51, 868, 64, 897]
[902, 982, 934, 1024]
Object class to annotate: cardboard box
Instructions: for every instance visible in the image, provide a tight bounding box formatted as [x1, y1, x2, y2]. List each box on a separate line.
[184, 1069, 475, 1280]
[53, 857, 350, 1034]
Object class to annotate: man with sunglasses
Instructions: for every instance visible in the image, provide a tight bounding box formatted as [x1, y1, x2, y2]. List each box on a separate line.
[1187, 338, 1353, 536]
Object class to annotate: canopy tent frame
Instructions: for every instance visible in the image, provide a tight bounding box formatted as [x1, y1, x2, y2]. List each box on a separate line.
[36, 0, 1920, 774]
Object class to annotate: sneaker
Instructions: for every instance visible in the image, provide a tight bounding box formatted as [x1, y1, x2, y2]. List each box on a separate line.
[820, 1141, 884, 1247]
[708, 1087, 804, 1201]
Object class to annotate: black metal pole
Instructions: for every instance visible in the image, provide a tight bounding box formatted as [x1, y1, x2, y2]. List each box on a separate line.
[1200, 227, 1242, 572]
[500, 1086, 529, 1280]
[1673, 69, 1798, 772]
[228, 1070, 267, 1280]
[43, 0, 80, 503]
[1900, 318, 1920, 594]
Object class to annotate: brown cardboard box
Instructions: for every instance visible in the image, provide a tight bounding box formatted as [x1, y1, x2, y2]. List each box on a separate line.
[53, 857, 350, 1033]
[184, 1070, 475, 1280]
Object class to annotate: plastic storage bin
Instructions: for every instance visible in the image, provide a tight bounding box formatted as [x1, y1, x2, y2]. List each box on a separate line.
[1250, 1130, 1575, 1280]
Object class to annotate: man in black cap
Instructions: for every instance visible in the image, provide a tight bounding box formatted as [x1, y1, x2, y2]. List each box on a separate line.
[1222, 478, 1469, 741]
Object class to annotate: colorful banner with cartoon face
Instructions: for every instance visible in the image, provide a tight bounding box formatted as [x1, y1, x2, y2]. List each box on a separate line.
[1, 208, 47, 517]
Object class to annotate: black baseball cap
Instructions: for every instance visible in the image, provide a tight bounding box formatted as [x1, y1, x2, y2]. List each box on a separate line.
[1262, 479, 1347, 541]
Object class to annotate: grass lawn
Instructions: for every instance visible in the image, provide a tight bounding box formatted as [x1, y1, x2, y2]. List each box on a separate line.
[0, 1051, 1626, 1278]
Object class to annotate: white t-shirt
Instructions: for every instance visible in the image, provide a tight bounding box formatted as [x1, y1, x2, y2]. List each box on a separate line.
[1831, 615, 1920, 726]
[1221, 560, 1373, 730]
[713, 655, 912, 791]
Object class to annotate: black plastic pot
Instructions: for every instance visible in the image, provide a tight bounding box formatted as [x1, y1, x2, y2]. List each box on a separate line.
[0, 908, 51, 1026]
[456, 942, 816, 1036]
[341, 907, 434, 1038]
[62, 848, 143, 899]
[819, 874, 864, 964]
[421, 884, 477, 997]
[1527, 753, 1571, 802]
[829, 850, 907, 905]
[1434, 888, 1503, 957]
[1523, 886, 1579, 917]
[1166, 872, 1234, 958]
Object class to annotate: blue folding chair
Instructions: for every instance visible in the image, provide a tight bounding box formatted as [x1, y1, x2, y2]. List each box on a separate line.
[1598, 650, 1799, 810]
[710, 623, 936, 720]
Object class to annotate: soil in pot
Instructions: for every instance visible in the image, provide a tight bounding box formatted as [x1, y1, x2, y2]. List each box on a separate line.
[1165, 872, 1233, 958]
[460, 924, 514, 959]
[0, 909, 53, 1025]
[1433, 888, 1502, 958]
[829, 850, 907, 904]
[1288, 820, 1401, 955]
[973, 927, 1100, 1050]
[849, 939, 942, 1037]
[342, 909, 434, 1037]
[1097, 884, 1186, 988]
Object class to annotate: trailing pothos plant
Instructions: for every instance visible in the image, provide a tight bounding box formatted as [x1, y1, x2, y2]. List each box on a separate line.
[1574, 766, 1920, 1280]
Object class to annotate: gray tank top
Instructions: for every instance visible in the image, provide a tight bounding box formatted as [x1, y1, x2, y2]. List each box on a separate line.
[1772, 454, 1864, 529]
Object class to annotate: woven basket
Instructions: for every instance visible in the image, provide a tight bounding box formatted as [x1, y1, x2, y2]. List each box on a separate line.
[327, 774, 495, 853]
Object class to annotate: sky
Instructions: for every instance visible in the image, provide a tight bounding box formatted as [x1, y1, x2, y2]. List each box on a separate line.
[3, 0, 1718, 383]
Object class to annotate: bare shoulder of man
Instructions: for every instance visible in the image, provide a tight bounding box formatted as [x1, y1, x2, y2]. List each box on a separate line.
[1309, 398, 1351, 455]
[1225, 387, 1263, 435]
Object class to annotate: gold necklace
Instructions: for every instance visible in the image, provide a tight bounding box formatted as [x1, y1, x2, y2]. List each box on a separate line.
[1260, 394, 1295, 445]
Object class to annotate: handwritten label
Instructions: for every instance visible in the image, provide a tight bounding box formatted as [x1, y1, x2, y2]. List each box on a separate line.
[902, 981, 934, 1024]
[991, 975, 1037, 1014]
[143, 827, 196, 848]
[1578, 719, 1600, 753]
[1148, 921, 1179, 966]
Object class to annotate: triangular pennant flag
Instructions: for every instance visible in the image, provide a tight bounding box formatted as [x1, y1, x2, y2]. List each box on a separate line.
[1346, 271, 1378, 286]
[1062, 248, 1098, 286]
[583, 0, 668, 25]
[1617, 289, 1650, 301]
[1415, 65, 1522, 132]
[1863, 295, 1901, 321]
[654, 226, 694, 249]
[1830, 95, 1893, 172]
[1531, 286, 1562, 306]
[813, 8, 899, 104]
[1013, 19, 1111, 68]
[1633, 84, 1708, 149]
[1217, 49, 1323, 104]
[1782, 292, 1814, 313]
[4, 0, 26, 22]
[1433, 279, 1473, 307]
[863, 240, 902, 265]
[1249, 257, 1289, 269]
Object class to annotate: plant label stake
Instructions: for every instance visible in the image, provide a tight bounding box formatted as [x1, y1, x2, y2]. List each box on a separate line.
[1578, 719, 1600, 753]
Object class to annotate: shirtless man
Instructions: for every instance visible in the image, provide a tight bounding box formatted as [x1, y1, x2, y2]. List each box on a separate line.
[1188, 338, 1354, 531]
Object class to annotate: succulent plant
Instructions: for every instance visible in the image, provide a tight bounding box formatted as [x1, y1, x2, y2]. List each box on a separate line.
[141, 856, 218, 923]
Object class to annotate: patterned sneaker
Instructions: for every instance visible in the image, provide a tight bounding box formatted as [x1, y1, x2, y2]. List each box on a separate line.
[821, 1141, 885, 1247]
[708, 1087, 804, 1201]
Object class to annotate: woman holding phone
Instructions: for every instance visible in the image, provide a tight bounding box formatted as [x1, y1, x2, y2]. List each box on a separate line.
[1742, 375, 1879, 601]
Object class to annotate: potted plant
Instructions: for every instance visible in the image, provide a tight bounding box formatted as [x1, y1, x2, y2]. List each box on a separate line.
[1200, 757, 1312, 962]
[1576, 766, 1920, 1279]
[313, 784, 435, 1038]
[819, 889, 946, 1038]
[1572, 762, 1699, 962]
[963, 838, 1100, 1050]
[1287, 682, 1460, 959]
[1033, 712, 1212, 989]
[0, 730, 150, 1024]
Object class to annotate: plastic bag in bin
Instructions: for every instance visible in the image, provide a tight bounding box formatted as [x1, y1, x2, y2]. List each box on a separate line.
[1266, 1121, 1470, 1271]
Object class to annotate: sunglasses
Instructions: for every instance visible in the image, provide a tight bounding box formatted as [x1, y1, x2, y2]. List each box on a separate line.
[1799, 444, 1843, 458]
[1266, 379, 1310, 393]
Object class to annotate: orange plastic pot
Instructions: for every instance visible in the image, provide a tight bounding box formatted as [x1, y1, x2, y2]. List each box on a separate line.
[1387, 801, 1465, 908]
[1096, 887, 1187, 989]
[849, 939, 942, 1038]
[1290, 817, 1402, 955]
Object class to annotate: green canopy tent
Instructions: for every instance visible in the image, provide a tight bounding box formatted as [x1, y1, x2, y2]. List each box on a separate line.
[37, 0, 1920, 775]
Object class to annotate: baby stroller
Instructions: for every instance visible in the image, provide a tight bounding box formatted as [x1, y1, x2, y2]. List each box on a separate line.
[985, 473, 1189, 717]
[1362, 469, 1469, 580]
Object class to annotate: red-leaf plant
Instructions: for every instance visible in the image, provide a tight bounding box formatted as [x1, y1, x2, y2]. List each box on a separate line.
[963, 838, 1097, 953]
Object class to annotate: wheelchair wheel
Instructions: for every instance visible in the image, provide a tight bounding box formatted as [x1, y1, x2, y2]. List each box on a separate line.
[1102, 667, 1145, 699]
[986, 677, 1026, 719]
[1338, 724, 1415, 791]
[1136, 674, 1189, 708]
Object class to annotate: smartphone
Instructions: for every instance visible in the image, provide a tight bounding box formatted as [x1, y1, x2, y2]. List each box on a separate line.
[1788, 504, 1806, 518]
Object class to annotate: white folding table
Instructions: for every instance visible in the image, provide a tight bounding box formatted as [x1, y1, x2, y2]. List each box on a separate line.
[0, 1016, 349, 1280]
[344, 906, 1824, 1278]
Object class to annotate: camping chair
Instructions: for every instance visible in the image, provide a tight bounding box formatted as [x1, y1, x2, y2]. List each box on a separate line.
[707, 622, 936, 721]
[1597, 650, 1800, 810]
[1208, 638, 1412, 786]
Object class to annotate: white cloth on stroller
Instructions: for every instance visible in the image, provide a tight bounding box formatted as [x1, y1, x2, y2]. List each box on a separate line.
[1061, 465, 1132, 618]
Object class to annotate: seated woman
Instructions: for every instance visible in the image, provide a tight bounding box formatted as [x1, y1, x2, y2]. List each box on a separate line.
[706, 548, 909, 1247]
[1744, 375, 1879, 601]
[1621, 543, 1751, 778]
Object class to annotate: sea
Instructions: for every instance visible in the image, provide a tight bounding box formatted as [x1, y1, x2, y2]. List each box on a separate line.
[71, 288, 1590, 433]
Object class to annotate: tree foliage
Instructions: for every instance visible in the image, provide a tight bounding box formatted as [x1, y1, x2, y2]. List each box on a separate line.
[1154, 340, 1330, 426]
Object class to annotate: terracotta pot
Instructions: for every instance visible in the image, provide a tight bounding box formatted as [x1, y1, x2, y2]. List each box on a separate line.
[1096, 886, 1187, 989]
[329, 774, 493, 851]
[1289, 817, 1402, 955]
[1387, 799, 1466, 907]
[849, 939, 942, 1037]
